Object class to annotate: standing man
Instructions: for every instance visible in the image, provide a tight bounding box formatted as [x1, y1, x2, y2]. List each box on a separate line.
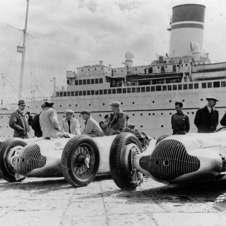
[81, 110, 104, 137]
[194, 96, 219, 133]
[31, 103, 46, 137]
[107, 101, 126, 135]
[61, 109, 81, 135]
[171, 102, 190, 135]
[9, 100, 30, 139]
[39, 101, 61, 138]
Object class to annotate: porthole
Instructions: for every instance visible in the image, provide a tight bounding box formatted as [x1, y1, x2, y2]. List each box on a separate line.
[169, 100, 171, 103]
[132, 102, 135, 104]
[170, 113, 172, 115]
[201, 98, 203, 101]
[69, 104, 71, 107]
[140, 113, 143, 116]
[63, 115, 65, 118]
[99, 115, 101, 117]
[155, 160, 160, 166]
[163, 160, 169, 166]
[192, 112, 194, 114]
[187, 112, 189, 114]
[161, 125, 164, 127]
[152, 101, 155, 103]
[89, 104, 91, 106]
[141, 125, 143, 128]
[133, 114, 135, 116]
[75, 104, 77, 107]
[103, 103, 105, 105]
[36, 106, 37, 108]
[153, 113, 155, 116]
[182, 99, 185, 102]
[79, 115, 81, 117]
[27, 106, 29, 108]
[161, 113, 163, 115]
[148, 113, 151, 116]
[121, 102, 123, 105]
[60, 105, 62, 107]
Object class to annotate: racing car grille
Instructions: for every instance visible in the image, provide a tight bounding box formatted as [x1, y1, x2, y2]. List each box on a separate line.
[14, 143, 47, 175]
[139, 139, 200, 182]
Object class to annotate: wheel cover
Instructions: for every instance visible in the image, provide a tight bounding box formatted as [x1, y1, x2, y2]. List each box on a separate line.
[121, 143, 143, 185]
[70, 143, 95, 180]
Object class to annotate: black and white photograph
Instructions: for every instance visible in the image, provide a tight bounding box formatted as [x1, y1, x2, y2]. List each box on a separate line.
[0, 0, 226, 225]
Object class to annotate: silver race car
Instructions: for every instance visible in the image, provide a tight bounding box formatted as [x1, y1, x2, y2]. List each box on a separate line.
[0, 133, 153, 188]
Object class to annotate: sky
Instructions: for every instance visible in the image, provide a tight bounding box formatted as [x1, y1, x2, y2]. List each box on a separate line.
[0, 0, 226, 103]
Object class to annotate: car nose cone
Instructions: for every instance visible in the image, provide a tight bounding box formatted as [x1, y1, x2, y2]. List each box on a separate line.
[139, 139, 200, 182]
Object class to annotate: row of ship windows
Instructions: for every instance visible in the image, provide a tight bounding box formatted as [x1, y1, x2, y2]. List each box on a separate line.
[73, 78, 104, 86]
[57, 83, 199, 97]
[58, 81, 225, 97]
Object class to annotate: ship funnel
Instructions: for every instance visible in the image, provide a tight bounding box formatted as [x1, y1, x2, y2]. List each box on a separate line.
[190, 42, 201, 61]
[169, 4, 206, 58]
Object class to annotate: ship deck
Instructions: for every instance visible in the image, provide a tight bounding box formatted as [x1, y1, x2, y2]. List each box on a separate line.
[0, 176, 226, 226]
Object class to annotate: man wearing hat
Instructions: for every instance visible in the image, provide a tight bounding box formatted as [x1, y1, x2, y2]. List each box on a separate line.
[61, 109, 81, 135]
[39, 101, 61, 138]
[81, 110, 104, 137]
[107, 101, 126, 135]
[194, 96, 219, 133]
[30, 103, 46, 137]
[9, 100, 30, 139]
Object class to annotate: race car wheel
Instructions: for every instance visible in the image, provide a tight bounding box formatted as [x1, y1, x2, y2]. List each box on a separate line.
[156, 134, 169, 145]
[110, 133, 142, 190]
[61, 135, 100, 187]
[0, 139, 27, 182]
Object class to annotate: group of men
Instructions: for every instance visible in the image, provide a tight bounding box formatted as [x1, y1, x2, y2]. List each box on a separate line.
[171, 96, 223, 134]
[9, 100, 127, 139]
[9, 96, 223, 140]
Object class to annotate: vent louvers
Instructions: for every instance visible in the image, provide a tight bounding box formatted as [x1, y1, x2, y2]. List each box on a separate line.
[149, 140, 200, 181]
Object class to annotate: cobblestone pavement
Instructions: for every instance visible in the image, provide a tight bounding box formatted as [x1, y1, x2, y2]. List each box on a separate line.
[0, 176, 226, 226]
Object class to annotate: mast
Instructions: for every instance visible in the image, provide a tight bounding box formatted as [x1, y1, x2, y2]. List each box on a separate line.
[18, 0, 30, 100]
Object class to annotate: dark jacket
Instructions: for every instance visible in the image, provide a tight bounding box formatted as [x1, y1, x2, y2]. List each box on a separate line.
[171, 111, 190, 135]
[9, 109, 30, 138]
[107, 109, 126, 135]
[220, 113, 226, 126]
[194, 106, 219, 133]
[31, 113, 42, 137]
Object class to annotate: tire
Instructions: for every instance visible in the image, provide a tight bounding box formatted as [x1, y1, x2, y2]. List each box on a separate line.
[110, 132, 142, 190]
[61, 135, 100, 187]
[0, 139, 27, 182]
[156, 134, 169, 145]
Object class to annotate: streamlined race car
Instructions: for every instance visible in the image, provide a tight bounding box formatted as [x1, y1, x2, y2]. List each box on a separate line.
[120, 128, 226, 188]
[0, 133, 155, 188]
[2, 129, 225, 190]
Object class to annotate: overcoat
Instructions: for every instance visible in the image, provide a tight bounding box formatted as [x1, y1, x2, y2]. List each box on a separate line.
[194, 106, 219, 133]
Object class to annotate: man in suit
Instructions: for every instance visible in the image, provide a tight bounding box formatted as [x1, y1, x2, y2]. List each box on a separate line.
[107, 101, 126, 135]
[61, 109, 81, 135]
[9, 100, 30, 139]
[194, 96, 219, 133]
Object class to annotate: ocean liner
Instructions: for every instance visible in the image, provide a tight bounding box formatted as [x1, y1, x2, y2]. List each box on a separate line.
[1, 3, 226, 139]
